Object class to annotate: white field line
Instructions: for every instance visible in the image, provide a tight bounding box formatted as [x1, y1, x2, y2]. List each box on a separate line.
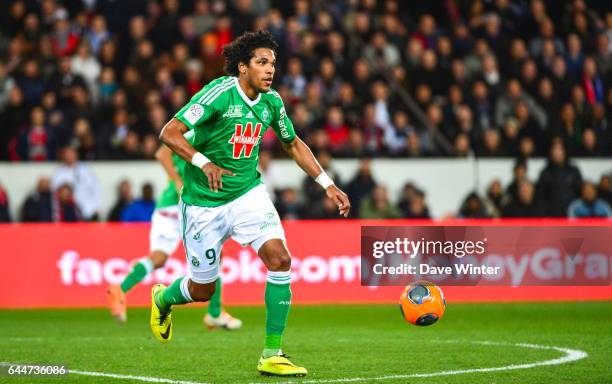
[259, 341, 588, 384]
[0, 362, 208, 384]
[1, 340, 588, 384]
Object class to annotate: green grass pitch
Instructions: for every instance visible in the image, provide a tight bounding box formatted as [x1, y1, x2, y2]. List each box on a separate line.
[0, 302, 610, 383]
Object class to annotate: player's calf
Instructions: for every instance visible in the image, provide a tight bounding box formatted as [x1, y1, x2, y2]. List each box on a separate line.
[149, 250, 169, 269]
[188, 279, 217, 302]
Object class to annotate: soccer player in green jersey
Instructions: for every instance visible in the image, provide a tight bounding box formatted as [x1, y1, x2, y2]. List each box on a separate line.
[107, 142, 241, 330]
[149, 31, 350, 377]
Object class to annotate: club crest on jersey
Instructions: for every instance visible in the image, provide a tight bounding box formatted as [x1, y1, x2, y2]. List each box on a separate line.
[223, 105, 243, 118]
[228, 122, 262, 158]
[262, 108, 270, 121]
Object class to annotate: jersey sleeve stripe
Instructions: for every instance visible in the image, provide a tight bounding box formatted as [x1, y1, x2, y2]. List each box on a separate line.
[196, 78, 233, 104]
[203, 83, 236, 105]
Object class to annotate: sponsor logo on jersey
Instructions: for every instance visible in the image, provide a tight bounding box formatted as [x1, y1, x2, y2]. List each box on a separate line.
[245, 111, 254, 119]
[260, 212, 279, 231]
[223, 105, 243, 118]
[184, 104, 204, 125]
[277, 106, 290, 138]
[228, 122, 262, 158]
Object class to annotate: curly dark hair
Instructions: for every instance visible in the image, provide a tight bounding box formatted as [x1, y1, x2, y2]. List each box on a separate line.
[222, 30, 279, 76]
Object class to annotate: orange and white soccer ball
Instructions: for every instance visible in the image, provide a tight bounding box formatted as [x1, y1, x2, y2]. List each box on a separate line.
[399, 281, 446, 326]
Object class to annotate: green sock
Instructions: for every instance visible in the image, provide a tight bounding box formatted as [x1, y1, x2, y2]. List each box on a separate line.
[154, 277, 193, 312]
[208, 278, 222, 318]
[263, 271, 292, 358]
[120, 258, 154, 293]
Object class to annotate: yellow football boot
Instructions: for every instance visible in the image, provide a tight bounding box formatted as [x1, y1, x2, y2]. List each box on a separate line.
[150, 284, 172, 343]
[257, 353, 307, 377]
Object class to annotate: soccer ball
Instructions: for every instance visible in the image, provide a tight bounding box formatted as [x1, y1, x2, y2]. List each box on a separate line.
[399, 281, 446, 326]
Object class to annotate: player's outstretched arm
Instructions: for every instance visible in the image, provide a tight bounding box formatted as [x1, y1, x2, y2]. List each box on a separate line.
[282, 137, 351, 217]
[159, 118, 197, 162]
[155, 145, 183, 193]
[159, 118, 234, 192]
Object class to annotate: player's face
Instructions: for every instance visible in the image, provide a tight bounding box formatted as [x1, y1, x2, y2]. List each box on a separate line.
[245, 48, 276, 93]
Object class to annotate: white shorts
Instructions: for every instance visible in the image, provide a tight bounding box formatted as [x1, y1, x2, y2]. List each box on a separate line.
[149, 205, 181, 255]
[179, 184, 285, 284]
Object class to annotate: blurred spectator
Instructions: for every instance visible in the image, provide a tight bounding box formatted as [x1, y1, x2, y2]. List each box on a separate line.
[315, 196, 344, 219]
[111, 130, 143, 160]
[0, 60, 15, 112]
[0, 182, 11, 222]
[567, 181, 612, 218]
[276, 187, 303, 220]
[86, 15, 110, 55]
[283, 56, 307, 101]
[506, 159, 528, 201]
[323, 106, 350, 152]
[502, 180, 537, 218]
[471, 80, 494, 132]
[535, 139, 583, 217]
[54, 183, 81, 222]
[457, 192, 491, 219]
[302, 151, 341, 215]
[454, 133, 471, 157]
[51, 146, 101, 220]
[192, 0, 215, 36]
[598, 175, 612, 206]
[404, 189, 430, 219]
[385, 110, 416, 155]
[108, 179, 133, 222]
[345, 158, 376, 218]
[20, 176, 53, 222]
[72, 118, 97, 160]
[413, 49, 450, 97]
[398, 183, 430, 219]
[495, 79, 547, 132]
[50, 13, 80, 57]
[46, 57, 87, 106]
[71, 41, 101, 97]
[259, 149, 282, 200]
[18, 59, 44, 107]
[16, 106, 56, 161]
[1, 87, 28, 160]
[483, 180, 504, 218]
[577, 128, 604, 157]
[121, 182, 155, 222]
[313, 58, 341, 104]
[363, 31, 401, 73]
[360, 104, 384, 155]
[359, 185, 400, 219]
[397, 183, 417, 216]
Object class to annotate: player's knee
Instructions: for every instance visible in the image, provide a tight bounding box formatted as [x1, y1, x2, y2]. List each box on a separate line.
[267, 251, 291, 271]
[188, 281, 216, 302]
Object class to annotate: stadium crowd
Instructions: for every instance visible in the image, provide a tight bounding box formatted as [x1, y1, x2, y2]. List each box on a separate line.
[1, 143, 611, 222]
[0, 0, 611, 221]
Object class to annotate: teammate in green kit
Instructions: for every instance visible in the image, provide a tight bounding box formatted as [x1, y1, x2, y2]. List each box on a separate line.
[149, 31, 351, 377]
[107, 138, 241, 330]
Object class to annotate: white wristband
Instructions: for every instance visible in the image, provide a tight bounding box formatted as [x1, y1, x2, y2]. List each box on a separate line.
[191, 152, 210, 169]
[315, 171, 334, 189]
